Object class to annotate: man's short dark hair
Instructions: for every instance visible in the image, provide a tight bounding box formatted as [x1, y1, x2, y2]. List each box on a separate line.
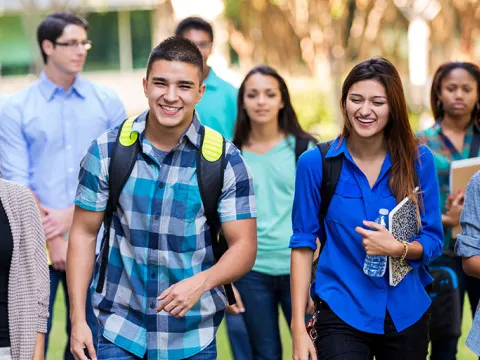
[146, 37, 204, 81]
[37, 12, 89, 64]
[175, 17, 214, 43]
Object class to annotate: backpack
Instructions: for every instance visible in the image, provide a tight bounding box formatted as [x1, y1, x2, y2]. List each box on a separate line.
[95, 116, 236, 304]
[312, 141, 344, 279]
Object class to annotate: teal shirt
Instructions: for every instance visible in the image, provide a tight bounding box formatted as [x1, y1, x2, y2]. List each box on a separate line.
[196, 69, 237, 140]
[243, 136, 314, 275]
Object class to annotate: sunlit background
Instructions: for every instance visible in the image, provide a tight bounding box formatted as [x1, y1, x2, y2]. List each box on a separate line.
[1, 1, 480, 359]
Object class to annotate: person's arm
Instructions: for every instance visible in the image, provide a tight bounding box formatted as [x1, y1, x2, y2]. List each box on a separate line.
[289, 148, 322, 360]
[67, 206, 103, 360]
[33, 333, 45, 360]
[156, 144, 258, 317]
[456, 172, 480, 277]
[0, 100, 30, 185]
[67, 137, 109, 360]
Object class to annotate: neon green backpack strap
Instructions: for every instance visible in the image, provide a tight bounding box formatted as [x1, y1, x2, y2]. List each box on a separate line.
[119, 116, 139, 146]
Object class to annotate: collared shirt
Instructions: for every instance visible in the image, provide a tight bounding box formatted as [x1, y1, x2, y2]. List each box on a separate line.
[416, 121, 480, 249]
[0, 71, 126, 208]
[75, 111, 256, 359]
[290, 137, 443, 334]
[195, 69, 237, 140]
[455, 171, 480, 356]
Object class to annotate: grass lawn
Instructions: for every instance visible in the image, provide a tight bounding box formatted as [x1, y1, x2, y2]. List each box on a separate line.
[47, 287, 477, 360]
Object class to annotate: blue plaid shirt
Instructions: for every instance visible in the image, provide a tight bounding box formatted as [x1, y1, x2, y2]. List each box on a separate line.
[75, 110, 257, 359]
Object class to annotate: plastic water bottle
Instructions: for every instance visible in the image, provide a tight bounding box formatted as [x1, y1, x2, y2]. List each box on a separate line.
[363, 208, 389, 277]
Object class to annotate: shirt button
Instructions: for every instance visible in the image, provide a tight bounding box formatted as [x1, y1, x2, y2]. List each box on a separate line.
[150, 303, 155, 309]
[151, 273, 156, 279]
[68, 168, 74, 173]
[66, 145, 72, 150]
[154, 213, 160, 220]
[159, 183, 164, 189]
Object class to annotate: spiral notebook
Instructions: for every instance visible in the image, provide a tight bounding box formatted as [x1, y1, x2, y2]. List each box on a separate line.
[388, 187, 421, 287]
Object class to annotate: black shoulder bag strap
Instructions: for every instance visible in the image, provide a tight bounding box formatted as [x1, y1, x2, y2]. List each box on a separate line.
[469, 124, 480, 158]
[317, 141, 343, 244]
[294, 136, 310, 164]
[196, 127, 236, 305]
[96, 119, 140, 293]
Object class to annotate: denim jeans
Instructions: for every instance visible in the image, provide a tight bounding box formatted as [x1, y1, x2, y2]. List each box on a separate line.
[234, 270, 293, 360]
[429, 255, 480, 360]
[225, 312, 253, 360]
[45, 267, 98, 360]
[97, 335, 217, 360]
[314, 301, 430, 360]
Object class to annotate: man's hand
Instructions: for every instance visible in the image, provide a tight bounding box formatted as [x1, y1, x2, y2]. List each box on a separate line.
[41, 206, 74, 240]
[443, 191, 464, 227]
[356, 221, 403, 257]
[70, 322, 97, 360]
[156, 273, 208, 318]
[226, 285, 245, 314]
[48, 235, 68, 271]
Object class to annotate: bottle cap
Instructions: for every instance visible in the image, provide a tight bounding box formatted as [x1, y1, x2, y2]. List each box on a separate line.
[379, 208, 389, 215]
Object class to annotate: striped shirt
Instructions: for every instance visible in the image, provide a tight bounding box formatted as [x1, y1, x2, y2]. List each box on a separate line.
[75, 110, 256, 359]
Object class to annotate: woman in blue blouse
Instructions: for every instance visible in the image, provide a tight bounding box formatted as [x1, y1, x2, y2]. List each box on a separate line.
[290, 57, 444, 360]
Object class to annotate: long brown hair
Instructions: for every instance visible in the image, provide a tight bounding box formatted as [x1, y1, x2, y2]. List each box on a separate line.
[233, 65, 315, 149]
[430, 62, 480, 123]
[340, 57, 420, 204]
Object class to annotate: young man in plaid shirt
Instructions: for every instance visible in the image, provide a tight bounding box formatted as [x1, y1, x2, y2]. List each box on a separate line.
[66, 37, 257, 360]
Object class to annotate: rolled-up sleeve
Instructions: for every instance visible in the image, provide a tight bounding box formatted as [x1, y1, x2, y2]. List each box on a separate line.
[289, 147, 323, 251]
[408, 145, 444, 268]
[456, 171, 480, 258]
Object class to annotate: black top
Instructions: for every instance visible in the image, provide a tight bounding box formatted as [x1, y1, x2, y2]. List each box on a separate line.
[0, 200, 13, 347]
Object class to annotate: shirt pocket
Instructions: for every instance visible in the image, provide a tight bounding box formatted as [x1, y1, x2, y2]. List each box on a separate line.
[172, 183, 203, 223]
[327, 180, 364, 224]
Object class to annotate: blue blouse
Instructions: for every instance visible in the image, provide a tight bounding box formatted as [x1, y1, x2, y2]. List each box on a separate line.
[290, 137, 444, 333]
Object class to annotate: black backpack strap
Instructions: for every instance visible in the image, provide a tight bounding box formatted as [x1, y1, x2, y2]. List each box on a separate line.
[317, 141, 343, 247]
[96, 117, 140, 293]
[197, 126, 236, 305]
[294, 136, 310, 164]
[469, 124, 480, 158]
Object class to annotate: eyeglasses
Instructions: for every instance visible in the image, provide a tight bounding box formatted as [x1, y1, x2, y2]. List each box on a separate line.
[54, 40, 93, 51]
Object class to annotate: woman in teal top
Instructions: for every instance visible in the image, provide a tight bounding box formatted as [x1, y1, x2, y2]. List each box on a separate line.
[232, 65, 315, 360]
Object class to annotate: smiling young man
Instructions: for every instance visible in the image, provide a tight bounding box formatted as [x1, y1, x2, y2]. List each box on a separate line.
[66, 37, 257, 360]
[0, 12, 125, 360]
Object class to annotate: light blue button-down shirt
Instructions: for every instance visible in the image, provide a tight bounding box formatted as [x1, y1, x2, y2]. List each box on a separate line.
[0, 72, 126, 209]
[456, 171, 480, 356]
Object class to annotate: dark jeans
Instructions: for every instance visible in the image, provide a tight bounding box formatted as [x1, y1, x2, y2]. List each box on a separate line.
[314, 301, 430, 360]
[225, 312, 253, 360]
[234, 271, 293, 360]
[430, 255, 480, 360]
[97, 335, 217, 359]
[45, 267, 98, 360]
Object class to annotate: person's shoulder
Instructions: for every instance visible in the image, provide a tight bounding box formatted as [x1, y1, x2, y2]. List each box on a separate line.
[1, 81, 41, 111]
[80, 77, 122, 103]
[468, 171, 480, 191]
[416, 126, 437, 143]
[0, 179, 33, 202]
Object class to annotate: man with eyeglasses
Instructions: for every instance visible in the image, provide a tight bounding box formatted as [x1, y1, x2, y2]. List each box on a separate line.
[176, 17, 238, 141]
[0, 12, 126, 360]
